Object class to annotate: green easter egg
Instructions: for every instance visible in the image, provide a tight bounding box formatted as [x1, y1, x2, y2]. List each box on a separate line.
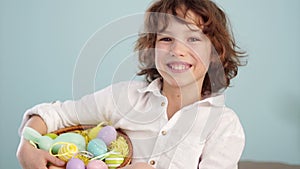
[52, 133, 86, 154]
[22, 127, 42, 143]
[44, 133, 58, 139]
[105, 153, 124, 169]
[38, 136, 54, 151]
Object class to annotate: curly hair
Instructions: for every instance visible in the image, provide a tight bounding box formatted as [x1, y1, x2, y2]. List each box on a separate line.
[135, 0, 246, 96]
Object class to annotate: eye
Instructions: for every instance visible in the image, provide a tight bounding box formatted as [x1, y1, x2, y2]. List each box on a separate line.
[159, 37, 173, 42]
[188, 37, 201, 42]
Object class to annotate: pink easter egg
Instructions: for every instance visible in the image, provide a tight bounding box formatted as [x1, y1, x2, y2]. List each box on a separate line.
[97, 126, 117, 146]
[66, 158, 85, 169]
[87, 160, 108, 169]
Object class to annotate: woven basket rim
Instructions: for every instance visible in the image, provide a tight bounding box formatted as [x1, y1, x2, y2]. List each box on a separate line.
[51, 125, 132, 168]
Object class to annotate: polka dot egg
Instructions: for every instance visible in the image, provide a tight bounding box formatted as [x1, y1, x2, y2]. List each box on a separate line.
[87, 138, 107, 157]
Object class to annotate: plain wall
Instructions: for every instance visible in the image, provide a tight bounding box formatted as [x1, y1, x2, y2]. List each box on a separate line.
[0, 0, 299, 168]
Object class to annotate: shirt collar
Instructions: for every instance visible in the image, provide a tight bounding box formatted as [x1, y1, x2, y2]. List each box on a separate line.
[138, 78, 225, 107]
[196, 94, 225, 107]
[137, 78, 162, 96]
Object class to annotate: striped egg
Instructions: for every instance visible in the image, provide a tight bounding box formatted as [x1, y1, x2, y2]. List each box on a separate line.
[105, 152, 124, 169]
[57, 143, 78, 162]
[75, 151, 94, 165]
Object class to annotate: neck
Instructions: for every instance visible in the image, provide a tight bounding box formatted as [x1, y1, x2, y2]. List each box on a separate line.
[163, 84, 202, 105]
[162, 80, 203, 119]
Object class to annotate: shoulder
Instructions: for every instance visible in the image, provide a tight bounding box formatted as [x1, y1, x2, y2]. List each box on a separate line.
[112, 80, 148, 89]
[94, 80, 150, 101]
[110, 80, 149, 94]
[94, 80, 148, 94]
[209, 106, 245, 139]
[221, 107, 241, 122]
[220, 107, 243, 130]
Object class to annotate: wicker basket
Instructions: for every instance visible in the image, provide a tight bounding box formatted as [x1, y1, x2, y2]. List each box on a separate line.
[51, 125, 132, 168]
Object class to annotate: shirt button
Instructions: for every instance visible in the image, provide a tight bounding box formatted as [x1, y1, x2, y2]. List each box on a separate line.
[161, 102, 166, 106]
[149, 160, 156, 165]
[161, 130, 167, 135]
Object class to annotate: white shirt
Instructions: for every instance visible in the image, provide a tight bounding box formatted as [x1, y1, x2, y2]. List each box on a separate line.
[20, 79, 245, 169]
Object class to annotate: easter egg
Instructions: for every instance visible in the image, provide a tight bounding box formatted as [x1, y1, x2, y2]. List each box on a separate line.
[97, 126, 117, 146]
[88, 125, 103, 140]
[87, 160, 108, 169]
[52, 133, 86, 154]
[75, 151, 94, 165]
[66, 158, 85, 169]
[22, 127, 42, 143]
[57, 143, 78, 162]
[38, 136, 53, 151]
[105, 152, 124, 169]
[44, 133, 58, 139]
[87, 138, 107, 157]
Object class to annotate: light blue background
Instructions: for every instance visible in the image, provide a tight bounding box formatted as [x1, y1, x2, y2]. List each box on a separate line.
[1, 0, 299, 168]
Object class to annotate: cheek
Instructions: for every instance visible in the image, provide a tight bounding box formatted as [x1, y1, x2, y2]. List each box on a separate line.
[154, 47, 163, 58]
[154, 49, 163, 70]
[155, 43, 169, 53]
[155, 46, 169, 63]
[193, 47, 211, 68]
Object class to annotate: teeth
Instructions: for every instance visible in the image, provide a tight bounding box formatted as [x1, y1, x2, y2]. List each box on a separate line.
[170, 64, 189, 70]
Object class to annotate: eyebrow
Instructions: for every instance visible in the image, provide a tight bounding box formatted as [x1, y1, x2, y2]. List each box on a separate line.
[158, 29, 203, 36]
[158, 23, 202, 33]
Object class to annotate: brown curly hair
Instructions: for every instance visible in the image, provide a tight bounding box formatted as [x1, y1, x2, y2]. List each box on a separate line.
[135, 0, 246, 96]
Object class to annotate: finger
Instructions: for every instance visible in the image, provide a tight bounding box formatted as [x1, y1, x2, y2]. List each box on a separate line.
[43, 152, 65, 167]
[17, 140, 49, 169]
[48, 165, 66, 169]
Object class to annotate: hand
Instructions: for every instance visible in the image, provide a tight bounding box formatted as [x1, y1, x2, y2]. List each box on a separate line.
[16, 139, 65, 169]
[120, 162, 155, 169]
[48, 166, 65, 169]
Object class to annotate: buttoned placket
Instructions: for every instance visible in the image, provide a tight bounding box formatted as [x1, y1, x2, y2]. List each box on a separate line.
[147, 96, 170, 167]
[148, 97, 195, 168]
[147, 98, 217, 169]
[148, 127, 171, 167]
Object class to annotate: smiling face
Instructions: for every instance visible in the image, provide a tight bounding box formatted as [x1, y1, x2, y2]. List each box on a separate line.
[155, 15, 212, 89]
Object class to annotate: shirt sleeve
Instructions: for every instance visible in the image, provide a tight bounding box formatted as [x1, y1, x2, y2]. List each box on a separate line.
[18, 83, 118, 134]
[198, 108, 245, 169]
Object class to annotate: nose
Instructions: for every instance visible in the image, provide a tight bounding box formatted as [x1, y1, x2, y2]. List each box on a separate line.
[170, 40, 188, 57]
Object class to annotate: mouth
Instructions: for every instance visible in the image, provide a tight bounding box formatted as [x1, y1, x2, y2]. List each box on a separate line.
[167, 62, 192, 73]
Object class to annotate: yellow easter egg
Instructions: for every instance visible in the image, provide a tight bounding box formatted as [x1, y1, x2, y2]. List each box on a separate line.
[57, 143, 78, 162]
[88, 125, 103, 140]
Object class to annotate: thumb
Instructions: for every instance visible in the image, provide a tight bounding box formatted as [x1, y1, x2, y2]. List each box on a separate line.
[45, 153, 65, 167]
